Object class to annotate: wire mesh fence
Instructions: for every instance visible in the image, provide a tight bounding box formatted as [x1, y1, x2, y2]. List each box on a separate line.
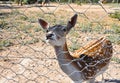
[0, 0, 120, 83]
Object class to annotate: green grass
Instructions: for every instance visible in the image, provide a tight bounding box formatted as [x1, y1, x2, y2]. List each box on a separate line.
[69, 39, 81, 52]
[111, 24, 120, 34]
[0, 40, 13, 50]
[0, 10, 44, 49]
[107, 23, 120, 45]
[79, 23, 92, 33]
[107, 34, 120, 45]
[109, 11, 120, 21]
[19, 15, 28, 21]
[0, 20, 8, 29]
[20, 38, 39, 45]
[111, 57, 120, 64]
[34, 27, 42, 32]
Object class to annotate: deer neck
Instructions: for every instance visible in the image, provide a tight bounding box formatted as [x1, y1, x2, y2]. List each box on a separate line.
[53, 42, 84, 82]
[54, 42, 73, 64]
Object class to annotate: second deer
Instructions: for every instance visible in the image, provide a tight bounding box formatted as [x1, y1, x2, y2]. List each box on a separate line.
[38, 14, 113, 83]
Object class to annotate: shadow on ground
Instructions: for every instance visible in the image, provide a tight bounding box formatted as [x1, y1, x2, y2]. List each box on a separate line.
[105, 79, 120, 83]
[96, 79, 120, 83]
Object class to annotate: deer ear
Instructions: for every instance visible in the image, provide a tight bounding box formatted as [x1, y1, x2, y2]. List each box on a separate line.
[38, 19, 49, 29]
[66, 14, 78, 31]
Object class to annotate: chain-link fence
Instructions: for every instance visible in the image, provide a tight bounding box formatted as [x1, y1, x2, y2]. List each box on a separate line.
[0, 0, 120, 83]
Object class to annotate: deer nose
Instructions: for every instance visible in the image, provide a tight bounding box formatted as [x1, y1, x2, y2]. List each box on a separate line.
[46, 34, 53, 39]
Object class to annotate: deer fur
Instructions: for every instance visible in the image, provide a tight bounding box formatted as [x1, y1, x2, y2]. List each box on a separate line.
[38, 14, 113, 83]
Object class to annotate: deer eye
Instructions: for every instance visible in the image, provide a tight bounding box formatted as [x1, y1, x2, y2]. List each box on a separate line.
[62, 28, 67, 32]
[46, 30, 49, 32]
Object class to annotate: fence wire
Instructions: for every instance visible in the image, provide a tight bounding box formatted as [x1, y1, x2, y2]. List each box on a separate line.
[0, 0, 120, 83]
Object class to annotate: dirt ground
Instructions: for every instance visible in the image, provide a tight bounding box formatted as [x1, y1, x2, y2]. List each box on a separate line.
[0, 3, 120, 83]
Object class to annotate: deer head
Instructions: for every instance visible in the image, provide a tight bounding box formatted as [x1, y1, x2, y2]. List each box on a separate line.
[38, 14, 78, 47]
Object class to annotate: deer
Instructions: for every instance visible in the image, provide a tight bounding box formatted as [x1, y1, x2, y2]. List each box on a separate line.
[38, 14, 113, 83]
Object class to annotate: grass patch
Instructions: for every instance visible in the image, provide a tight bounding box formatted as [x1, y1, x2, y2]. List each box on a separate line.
[109, 11, 120, 21]
[0, 40, 13, 50]
[93, 25, 103, 33]
[111, 24, 120, 34]
[80, 23, 92, 33]
[34, 27, 42, 32]
[69, 29, 80, 38]
[19, 15, 28, 21]
[20, 38, 39, 45]
[69, 39, 81, 52]
[0, 20, 8, 29]
[107, 34, 120, 45]
[111, 57, 120, 64]
[19, 23, 33, 33]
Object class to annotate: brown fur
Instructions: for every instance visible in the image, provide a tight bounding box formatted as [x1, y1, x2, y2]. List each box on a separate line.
[63, 37, 113, 80]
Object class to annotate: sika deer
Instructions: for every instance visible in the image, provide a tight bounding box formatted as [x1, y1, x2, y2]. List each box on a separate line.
[38, 14, 113, 83]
